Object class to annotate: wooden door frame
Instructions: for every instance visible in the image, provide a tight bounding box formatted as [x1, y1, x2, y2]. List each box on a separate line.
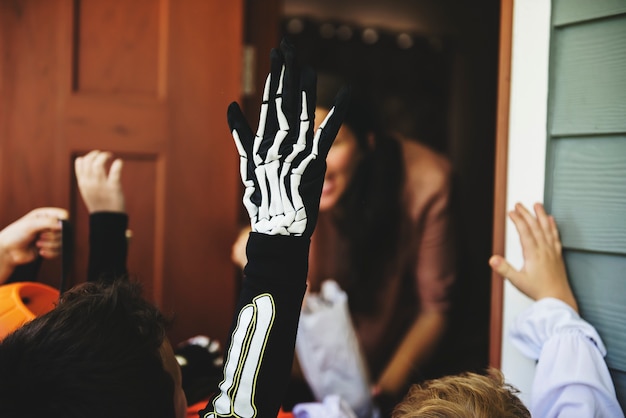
[489, 0, 514, 369]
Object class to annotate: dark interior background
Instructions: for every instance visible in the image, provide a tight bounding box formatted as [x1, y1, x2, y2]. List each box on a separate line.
[268, 0, 502, 377]
[281, 17, 450, 152]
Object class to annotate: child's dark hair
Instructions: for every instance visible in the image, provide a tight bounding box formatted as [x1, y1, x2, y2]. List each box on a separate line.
[0, 279, 175, 418]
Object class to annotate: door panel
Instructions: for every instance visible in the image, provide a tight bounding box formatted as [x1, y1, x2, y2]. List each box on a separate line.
[1, 0, 243, 345]
[77, 0, 161, 95]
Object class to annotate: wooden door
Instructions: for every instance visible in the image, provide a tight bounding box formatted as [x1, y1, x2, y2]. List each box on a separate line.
[0, 0, 243, 345]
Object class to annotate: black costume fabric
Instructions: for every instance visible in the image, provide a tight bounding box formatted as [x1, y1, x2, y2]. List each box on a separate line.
[5, 258, 42, 283]
[5, 212, 128, 285]
[5, 211, 311, 416]
[199, 232, 309, 418]
[87, 212, 128, 283]
[6, 212, 224, 408]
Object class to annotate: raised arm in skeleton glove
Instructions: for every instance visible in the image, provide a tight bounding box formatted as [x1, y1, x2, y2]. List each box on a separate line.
[202, 41, 349, 418]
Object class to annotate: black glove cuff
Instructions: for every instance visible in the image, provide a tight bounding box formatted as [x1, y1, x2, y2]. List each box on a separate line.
[88, 212, 128, 283]
[89, 212, 128, 232]
[244, 232, 310, 286]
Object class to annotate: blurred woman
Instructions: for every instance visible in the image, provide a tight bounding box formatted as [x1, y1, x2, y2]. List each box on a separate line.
[233, 83, 456, 413]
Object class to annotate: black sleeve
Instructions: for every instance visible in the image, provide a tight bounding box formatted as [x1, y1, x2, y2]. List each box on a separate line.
[200, 232, 309, 418]
[88, 212, 128, 284]
[5, 258, 42, 284]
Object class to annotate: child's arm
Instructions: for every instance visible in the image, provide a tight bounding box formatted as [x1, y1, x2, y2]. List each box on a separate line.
[0, 208, 67, 284]
[491, 203, 624, 417]
[75, 150, 128, 283]
[201, 39, 348, 418]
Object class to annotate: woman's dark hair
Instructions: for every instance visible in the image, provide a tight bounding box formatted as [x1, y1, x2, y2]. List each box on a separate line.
[318, 75, 409, 313]
[0, 280, 175, 418]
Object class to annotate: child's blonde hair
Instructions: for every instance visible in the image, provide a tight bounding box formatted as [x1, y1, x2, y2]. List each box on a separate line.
[393, 368, 530, 418]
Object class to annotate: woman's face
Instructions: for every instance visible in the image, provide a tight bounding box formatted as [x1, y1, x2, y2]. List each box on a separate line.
[316, 107, 362, 212]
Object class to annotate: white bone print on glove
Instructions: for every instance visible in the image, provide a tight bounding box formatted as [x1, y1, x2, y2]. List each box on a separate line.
[228, 40, 349, 238]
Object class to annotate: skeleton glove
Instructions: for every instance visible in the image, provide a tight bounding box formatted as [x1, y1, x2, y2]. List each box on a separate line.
[228, 40, 349, 238]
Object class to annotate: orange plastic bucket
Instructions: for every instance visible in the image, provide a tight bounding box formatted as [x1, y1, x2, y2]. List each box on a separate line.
[0, 282, 59, 340]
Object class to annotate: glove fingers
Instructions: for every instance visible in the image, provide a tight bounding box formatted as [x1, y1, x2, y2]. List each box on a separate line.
[279, 39, 298, 127]
[227, 102, 254, 156]
[269, 47, 285, 99]
[300, 65, 317, 137]
[316, 85, 351, 158]
[257, 48, 285, 161]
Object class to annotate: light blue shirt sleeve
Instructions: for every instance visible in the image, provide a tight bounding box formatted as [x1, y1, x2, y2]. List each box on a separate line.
[510, 298, 624, 418]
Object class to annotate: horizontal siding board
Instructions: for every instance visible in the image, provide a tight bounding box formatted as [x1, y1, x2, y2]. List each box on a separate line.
[550, 16, 626, 136]
[565, 251, 626, 372]
[549, 0, 626, 410]
[548, 136, 626, 253]
[611, 369, 626, 414]
[553, 0, 626, 26]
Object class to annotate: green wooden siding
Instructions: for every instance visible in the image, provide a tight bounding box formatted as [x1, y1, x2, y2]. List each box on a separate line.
[548, 136, 626, 253]
[553, 0, 626, 26]
[550, 15, 626, 136]
[546, 0, 626, 411]
[565, 251, 626, 371]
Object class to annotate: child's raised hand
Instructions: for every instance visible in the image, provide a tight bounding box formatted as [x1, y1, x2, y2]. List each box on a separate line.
[75, 150, 125, 213]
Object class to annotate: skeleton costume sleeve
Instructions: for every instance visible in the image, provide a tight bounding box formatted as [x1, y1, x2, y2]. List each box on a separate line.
[200, 40, 348, 418]
[87, 212, 128, 283]
[4, 259, 42, 284]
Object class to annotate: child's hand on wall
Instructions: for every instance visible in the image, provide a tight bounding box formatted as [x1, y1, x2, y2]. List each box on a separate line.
[489, 202, 578, 312]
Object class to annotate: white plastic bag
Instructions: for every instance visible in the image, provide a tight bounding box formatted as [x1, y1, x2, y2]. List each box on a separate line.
[295, 280, 376, 418]
[293, 395, 357, 418]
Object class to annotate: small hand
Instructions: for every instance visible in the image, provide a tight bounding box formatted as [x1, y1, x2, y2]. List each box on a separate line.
[75, 150, 125, 213]
[489, 202, 578, 312]
[0, 207, 68, 282]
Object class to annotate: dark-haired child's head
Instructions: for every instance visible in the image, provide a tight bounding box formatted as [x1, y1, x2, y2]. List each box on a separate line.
[0, 280, 187, 418]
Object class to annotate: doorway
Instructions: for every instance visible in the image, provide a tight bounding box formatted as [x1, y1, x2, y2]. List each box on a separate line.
[244, 0, 501, 386]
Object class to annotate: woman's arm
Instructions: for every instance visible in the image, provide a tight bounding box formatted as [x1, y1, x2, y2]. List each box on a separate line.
[375, 309, 446, 396]
[376, 158, 455, 397]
